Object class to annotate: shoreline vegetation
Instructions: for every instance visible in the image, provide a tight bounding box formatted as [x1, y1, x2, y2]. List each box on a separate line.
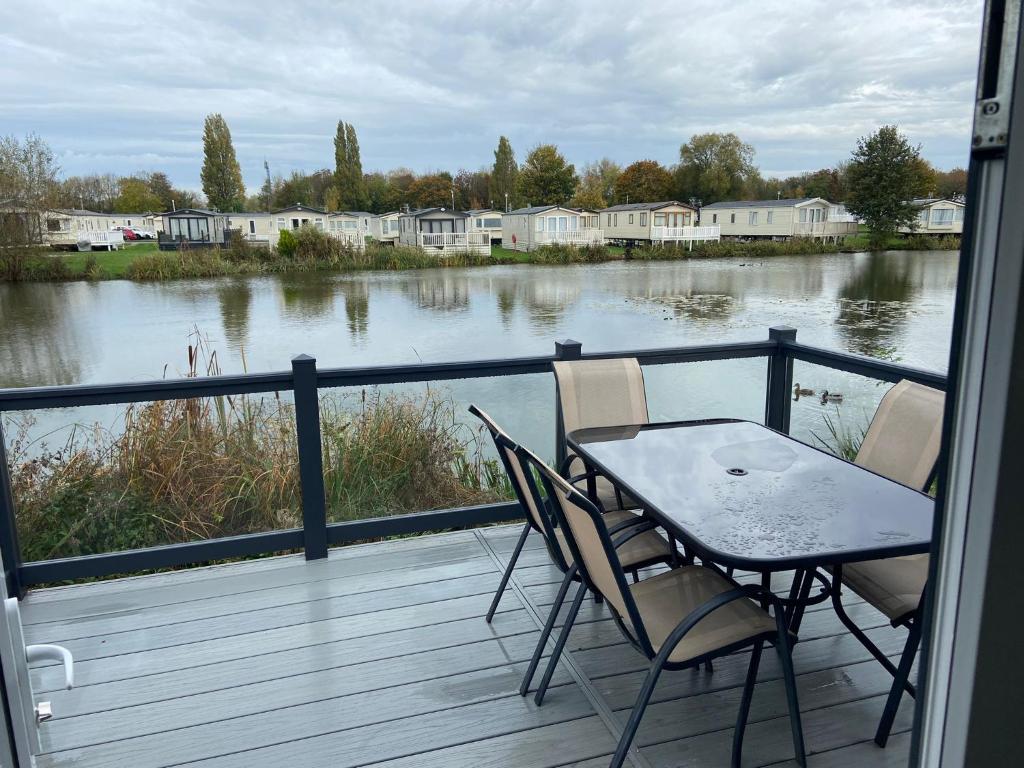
[0, 228, 960, 283]
[7, 340, 512, 563]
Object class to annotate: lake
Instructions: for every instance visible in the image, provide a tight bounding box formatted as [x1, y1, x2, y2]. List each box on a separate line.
[0, 250, 957, 458]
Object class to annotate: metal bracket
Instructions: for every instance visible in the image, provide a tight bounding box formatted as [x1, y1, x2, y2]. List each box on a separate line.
[973, 0, 1021, 152]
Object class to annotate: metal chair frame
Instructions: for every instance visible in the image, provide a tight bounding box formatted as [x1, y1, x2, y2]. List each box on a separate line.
[522, 449, 806, 768]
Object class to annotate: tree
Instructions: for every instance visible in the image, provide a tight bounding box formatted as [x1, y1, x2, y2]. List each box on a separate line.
[146, 172, 176, 211]
[113, 177, 163, 212]
[0, 133, 59, 246]
[453, 168, 490, 209]
[200, 114, 245, 211]
[0, 133, 59, 208]
[934, 167, 968, 200]
[572, 159, 620, 209]
[674, 132, 756, 204]
[333, 121, 367, 210]
[845, 125, 928, 246]
[614, 160, 674, 204]
[491, 136, 518, 210]
[516, 145, 577, 206]
[382, 168, 416, 211]
[408, 172, 454, 209]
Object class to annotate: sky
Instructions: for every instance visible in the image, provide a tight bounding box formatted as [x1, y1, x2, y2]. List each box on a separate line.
[0, 0, 984, 193]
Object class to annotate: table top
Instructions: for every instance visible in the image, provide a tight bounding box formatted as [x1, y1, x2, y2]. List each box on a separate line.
[568, 419, 934, 570]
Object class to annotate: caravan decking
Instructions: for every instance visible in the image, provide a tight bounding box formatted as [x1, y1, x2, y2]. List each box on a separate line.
[23, 525, 916, 768]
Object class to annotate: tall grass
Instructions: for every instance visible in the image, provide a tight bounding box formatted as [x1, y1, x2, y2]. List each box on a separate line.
[6, 338, 510, 562]
[530, 243, 614, 264]
[808, 407, 865, 461]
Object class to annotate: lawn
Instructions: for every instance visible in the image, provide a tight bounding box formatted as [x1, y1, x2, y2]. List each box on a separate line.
[60, 241, 160, 277]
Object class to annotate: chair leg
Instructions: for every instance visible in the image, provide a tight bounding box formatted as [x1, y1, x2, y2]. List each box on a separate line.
[732, 641, 764, 768]
[832, 584, 914, 695]
[610, 652, 670, 768]
[534, 582, 587, 706]
[775, 608, 807, 766]
[519, 567, 574, 697]
[875, 620, 922, 747]
[487, 523, 531, 623]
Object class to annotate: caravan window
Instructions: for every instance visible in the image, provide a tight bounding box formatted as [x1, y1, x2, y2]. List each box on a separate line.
[640, 213, 647, 226]
[932, 208, 954, 224]
[483, 217, 501, 228]
[749, 211, 758, 225]
[767, 211, 774, 224]
[536, 217, 544, 232]
[249, 220, 256, 234]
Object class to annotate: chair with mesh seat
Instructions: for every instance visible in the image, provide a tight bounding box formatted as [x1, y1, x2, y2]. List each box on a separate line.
[469, 405, 675, 649]
[553, 358, 649, 511]
[520, 446, 805, 768]
[830, 379, 945, 746]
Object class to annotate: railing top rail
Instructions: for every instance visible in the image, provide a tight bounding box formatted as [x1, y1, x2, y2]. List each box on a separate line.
[782, 340, 948, 390]
[0, 337, 947, 412]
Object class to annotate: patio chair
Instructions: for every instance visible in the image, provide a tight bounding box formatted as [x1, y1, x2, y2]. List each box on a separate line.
[553, 358, 648, 511]
[469, 405, 674, 631]
[830, 379, 945, 746]
[521, 446, 805, 768]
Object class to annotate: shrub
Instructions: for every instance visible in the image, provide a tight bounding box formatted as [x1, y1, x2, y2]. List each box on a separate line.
[277, 228, 298, 258]
[531, 243, 614, 264]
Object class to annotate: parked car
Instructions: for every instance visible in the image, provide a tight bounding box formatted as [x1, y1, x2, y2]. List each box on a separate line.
[117, 227, 139, 241]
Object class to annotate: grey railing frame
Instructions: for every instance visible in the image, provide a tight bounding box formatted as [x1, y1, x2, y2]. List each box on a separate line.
[0, 326, 947, 597]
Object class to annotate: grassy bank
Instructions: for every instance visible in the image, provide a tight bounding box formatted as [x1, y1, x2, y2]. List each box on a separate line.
[7, 381, 510, 563]
[1, 229, 959, 283]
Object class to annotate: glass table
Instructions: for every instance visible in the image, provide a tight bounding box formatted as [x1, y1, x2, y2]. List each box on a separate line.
[567, 419, 934, 629]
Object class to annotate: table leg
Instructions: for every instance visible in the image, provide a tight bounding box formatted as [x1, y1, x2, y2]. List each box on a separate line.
[760, 571, 772, 611]
[789, 570, 816, 636]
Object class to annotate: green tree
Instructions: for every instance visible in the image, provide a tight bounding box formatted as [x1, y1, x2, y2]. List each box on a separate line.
[145, 172, 175, 211]
[845, 125, 928, 246]
[614, 160, 674, 204]
[408, 172, 454, 209]
[382, 168, 416, 211]
[113, 177, 163, 212]
[572, 159, 620, 209]
[333, 121, 366, 210]
[516, 145, 577, 206]
[200, 114, 245, 211]
[674, 132, 756, 204]
[491, 136, 518, 210]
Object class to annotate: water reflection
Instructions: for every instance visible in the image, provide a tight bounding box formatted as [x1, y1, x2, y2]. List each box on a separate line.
[216, 280, 252, 350]
[401, 275, 471, 313]
[0, 283, 87, 386]
[338, 280, 369, 340]
[835, 253, 916, 356]
[279, 275, 338, 320]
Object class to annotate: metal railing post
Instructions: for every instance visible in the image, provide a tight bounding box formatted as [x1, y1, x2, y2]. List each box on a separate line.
[292, 354, 328, 560]
[765, 326, 797, 433]
[553, 339, 582, 470]
[0, 421, 23, 598]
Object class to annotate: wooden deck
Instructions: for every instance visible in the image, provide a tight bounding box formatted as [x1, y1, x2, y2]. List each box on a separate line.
[20, 525, 915, 768]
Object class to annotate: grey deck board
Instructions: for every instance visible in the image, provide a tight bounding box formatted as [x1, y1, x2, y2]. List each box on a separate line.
[25, 523, 913, 768]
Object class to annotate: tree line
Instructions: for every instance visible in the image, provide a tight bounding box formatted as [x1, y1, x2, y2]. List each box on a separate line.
[3, 115, 967, 230]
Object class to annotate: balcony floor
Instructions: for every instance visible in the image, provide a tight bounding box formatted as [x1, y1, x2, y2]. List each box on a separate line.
[23, 525, 915, 767]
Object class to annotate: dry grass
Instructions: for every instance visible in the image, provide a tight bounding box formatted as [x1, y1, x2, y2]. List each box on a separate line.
[7, 335, 509, 562]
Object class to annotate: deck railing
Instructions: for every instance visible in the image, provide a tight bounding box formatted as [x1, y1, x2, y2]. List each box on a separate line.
[535, 228, 604, 245]
[652, 225, 721, 242]
[0, 326, 947, 596]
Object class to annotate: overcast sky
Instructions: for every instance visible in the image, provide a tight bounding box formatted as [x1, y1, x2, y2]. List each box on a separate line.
[0, 0, 983, 192]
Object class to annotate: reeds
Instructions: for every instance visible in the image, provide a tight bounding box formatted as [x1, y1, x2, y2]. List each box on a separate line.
[7, 366, 509, 561]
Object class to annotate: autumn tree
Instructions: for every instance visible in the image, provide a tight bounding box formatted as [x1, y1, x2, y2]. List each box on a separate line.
[516, 145, 577, 206]
[674, 132, 756, 204]
[845, 125, 929, 246]
[934, 167, 968, 200]
[572, 159, 620, 209]
[491, 136, 518, 210]
[333, 121, 367, 210]
[200, 114, 245, 211]
[408, 172, 454, 209]
[0, 133, 59, 245]
[614, 160, 674, 204]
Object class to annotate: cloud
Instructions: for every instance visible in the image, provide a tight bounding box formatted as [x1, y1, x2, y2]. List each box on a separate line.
[0, 0, 983, 190]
